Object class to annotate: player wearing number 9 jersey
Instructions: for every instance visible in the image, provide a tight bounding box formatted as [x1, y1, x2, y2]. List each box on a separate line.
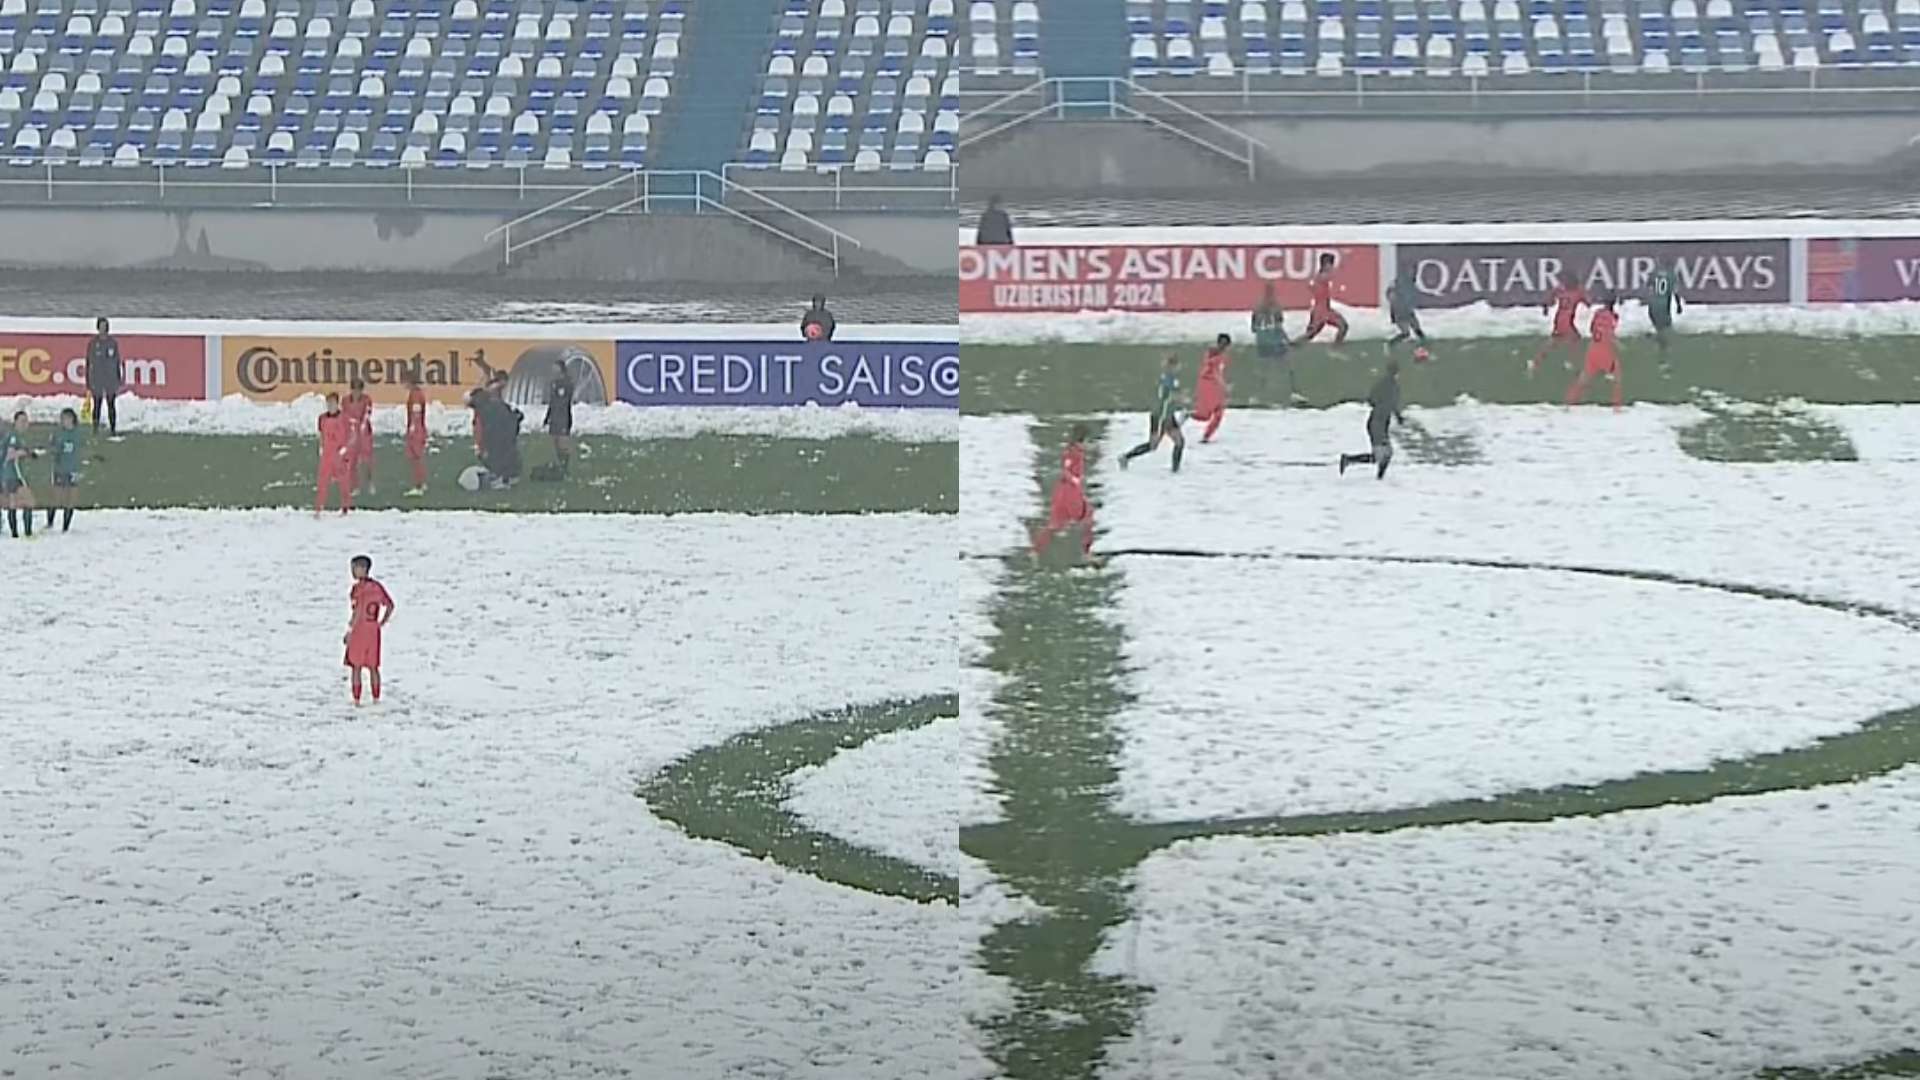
[343, 553, 395, 705]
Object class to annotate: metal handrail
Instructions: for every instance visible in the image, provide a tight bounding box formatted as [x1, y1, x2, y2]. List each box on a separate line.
[484, 167, 639, 242]
[717, 161, 960, 206]
[708, 170, 866, 251]
[1120, 76, 1274, 157]
[493, 168, 865, 273]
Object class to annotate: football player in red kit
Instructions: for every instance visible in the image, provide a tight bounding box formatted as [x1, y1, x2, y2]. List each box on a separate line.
[1531, 273, 1588, 376]
[1299, 252, 1350, 346]
[403, 374, 429, 496]
[343, 554, 395, 705]
[315, 393, 353, 515]
[341, 378, 376, 497]
[1190, 333, 1234, 443]
[1031, 424, 1096, 560]
[1565, 294, 1624, 410]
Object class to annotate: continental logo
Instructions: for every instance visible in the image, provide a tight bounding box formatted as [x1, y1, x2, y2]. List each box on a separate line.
[233, 345, 500, 395]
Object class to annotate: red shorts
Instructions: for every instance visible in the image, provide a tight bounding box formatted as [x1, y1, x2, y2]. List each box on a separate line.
[1304, 309, 1347, 339]
[1192, 381, 1226, 421]
[1047, 480, 1091, 528]
[344, 627, 382, 669]
[1584, 348, 1618, 376]
[1551, 322, 1580, 342]
[404, 430, 427, 459]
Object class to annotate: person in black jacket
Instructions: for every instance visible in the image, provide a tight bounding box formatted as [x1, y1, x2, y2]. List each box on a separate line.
[85, 317, 122, 437]
[801, 294, 836, 342]
[975, 195, 1014, 246]
[478, 375, 523, 485]
[545, 357, 575, 475]
[1339, 360, 1406, 480]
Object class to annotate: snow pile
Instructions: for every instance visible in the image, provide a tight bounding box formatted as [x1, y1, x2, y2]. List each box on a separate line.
[962, 301, 1920, 346]
[2, 393, 956, 442]
[787, 716, 964, 878]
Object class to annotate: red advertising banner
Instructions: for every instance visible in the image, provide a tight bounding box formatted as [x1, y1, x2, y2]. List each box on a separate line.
[0, 333, 206, 399]
[1807, 237, 1920, 302]
[958, 243, 1381, 313]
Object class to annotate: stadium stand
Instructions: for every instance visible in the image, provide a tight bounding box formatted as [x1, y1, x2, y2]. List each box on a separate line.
[961, 0, 1920, 77]
[0, 0, 692, 170]
[742, 0, 960, 173]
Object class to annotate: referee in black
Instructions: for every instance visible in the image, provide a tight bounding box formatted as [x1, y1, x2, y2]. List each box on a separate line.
[1339, 359, 1405, 480]
[545, 356, 575, 475]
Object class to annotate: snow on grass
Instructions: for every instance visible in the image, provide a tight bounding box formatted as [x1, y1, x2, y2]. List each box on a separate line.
[1107, 555, 1915, 822]
[962, 301, 1920, 346]
[5, 394, 956, 442]
[1809, 403, 1920, 463]
[1094, 768, 1920, 1080]
[960, 414, 1037, 552]
[1094, 406, 1920, 615]
[787, 716, 962, 878]
[0, 509, 971, 1080]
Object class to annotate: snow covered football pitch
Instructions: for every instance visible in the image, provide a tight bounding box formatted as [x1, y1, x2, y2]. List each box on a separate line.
[0, 509, 989, 1080]
[960, 404, 1920, 1080]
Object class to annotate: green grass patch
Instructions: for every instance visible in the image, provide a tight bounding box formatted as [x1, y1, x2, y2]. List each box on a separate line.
[963, 335, 1920, 416]
[1678, 398, 1859, 463]
[638, 694, 958, 905]
[1758, 1051, 1920, 1079]
[965, 419, 1150, 1080]
[57, 432, 954, 515]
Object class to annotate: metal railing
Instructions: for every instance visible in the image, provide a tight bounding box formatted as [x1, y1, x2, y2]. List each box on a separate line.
[958, 77, 1271, 178]
[484, 168, 866, 272]
[960, 66, 1920, 116]
[0, 157, 656, 210]
[718, 161, 959, 210]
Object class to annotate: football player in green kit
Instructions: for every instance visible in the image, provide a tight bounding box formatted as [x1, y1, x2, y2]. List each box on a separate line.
[1119, 354, 1186, 473]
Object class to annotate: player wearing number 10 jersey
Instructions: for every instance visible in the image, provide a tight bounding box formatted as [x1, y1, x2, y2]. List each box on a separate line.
[343, 554, 396, 705]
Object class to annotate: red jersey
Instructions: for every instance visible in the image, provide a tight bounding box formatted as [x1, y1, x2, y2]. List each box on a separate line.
[342, 392, 373, 436]
[1589, 307, 1619, 348]
[1308, 272, 1335, 313]
[404, 387, 427, 436]
[1549, 284, 1587, 324]
[350, 578, 392, 629]
[1059, 442, 1086, 486]
[1199, 347, 1230, 385]
[318, 411, 350, 459]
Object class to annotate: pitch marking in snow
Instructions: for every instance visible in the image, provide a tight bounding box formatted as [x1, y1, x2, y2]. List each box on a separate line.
[638, 694, 958, 905]
[961, 535, 1920, 1078]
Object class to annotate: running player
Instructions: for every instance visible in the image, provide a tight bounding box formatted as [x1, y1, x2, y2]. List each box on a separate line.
[403, 373, 429, 496]
[3, 409, 36, 538]
[342, 553, 395, 705]
[1119, 354, 1186, 473]
[1531, 272, 1588, 377]
[1031, 424, 1096, 559]
[316, 393, 353, 515]
[1191, 333, 1233, 443]
[1385, 266, 1428, 354]
[45, 408, 81, 533]
[1300, 252, 1350, 346]
[1647, 258, 1683, 353]
[341, 378, 376, 496]
[1338, 360, 1406, 480]
[1565, 293, 1624, 410]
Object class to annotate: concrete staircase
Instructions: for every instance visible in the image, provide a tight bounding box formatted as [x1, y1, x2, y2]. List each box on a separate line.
[649, 0, 782, 172]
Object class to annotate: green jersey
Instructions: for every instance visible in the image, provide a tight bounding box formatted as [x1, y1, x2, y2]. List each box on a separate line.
[1153, 370, 1180, 426]
[2, 428, 26, 481]
[49, 428, 81, 475]
[1251, 304, 1287, 352]
[1649, 268, 1681, 319]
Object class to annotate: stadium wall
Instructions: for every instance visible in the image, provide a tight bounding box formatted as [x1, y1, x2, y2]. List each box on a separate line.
[967, 115, 1920, 187]
[958, 220, 1920, 314]
[0, 207, 955, 279]
[0, 319, 958, 410]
